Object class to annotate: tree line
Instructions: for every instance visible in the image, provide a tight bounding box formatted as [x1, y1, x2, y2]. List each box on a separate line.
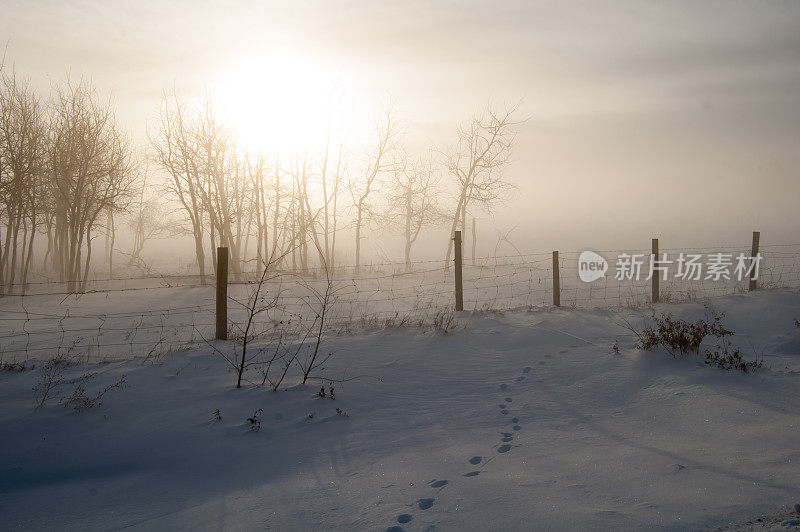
[0, 63, 523, 294]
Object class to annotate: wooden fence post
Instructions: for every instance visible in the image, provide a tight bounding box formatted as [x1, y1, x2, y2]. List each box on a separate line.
[749, 231, 760, 291]
[552, 251, 560, 307]
[454, 231, 463, 311]
[216, 246, 228, 340]
[651, 238, 659, 304]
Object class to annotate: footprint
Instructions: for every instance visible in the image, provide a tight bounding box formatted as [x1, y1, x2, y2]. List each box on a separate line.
[513, 425, 522, 431]
[463, 471, 480, 477]
[429, 480, 448, 488]
[386, 527, 404, 532]
[498, 444, 511, 453]
[505, 397, 513, 402]
[511, 417, 519, 423]
[499, 404, 506, 408]
[501, 436, 513, 442]
[523, 367, 531, 373]
[515, 376, 526, 382]
[500, 409, 509, 415]
[418, 498, 435, 510]
[397, 514, 413, 524]
[559, 349, 568, 354]
[544, 354, 552, 358]
[501, 432, 512, 437]
[500, 383, 508, 390]
[468, 456, 482, 465]
[537, 360, 546, 365]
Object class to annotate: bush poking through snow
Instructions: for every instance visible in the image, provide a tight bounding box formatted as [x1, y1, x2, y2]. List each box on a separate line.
[317, 385, 336, 399]
[33, 352, 78, 407]
[359, 308, 460, 333]
[198, 250, 337, 390]
[60, 374, 127, 411]
[702, 342, 762, 373]
[633, 307, 733, 357]
[247, 409, 263, 431]
[626, 307, 762, 373]
[432, 309, 456, 334]
[33, 352, 127, 410]
[1, 361, 30, 372]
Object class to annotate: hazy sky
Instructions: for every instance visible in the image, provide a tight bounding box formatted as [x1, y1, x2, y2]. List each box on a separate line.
[2, 0, 798, 255]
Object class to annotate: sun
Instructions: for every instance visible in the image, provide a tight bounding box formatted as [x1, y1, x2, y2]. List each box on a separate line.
[213, 49, 353, 156]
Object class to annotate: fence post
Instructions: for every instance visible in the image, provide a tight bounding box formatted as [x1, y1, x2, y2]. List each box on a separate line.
[749, 231, 760, 291]
[651, 238, 659, 304]
[552, 250, 560, 307]
[454, 230, 464, 311]
[215, 246, 228, 340]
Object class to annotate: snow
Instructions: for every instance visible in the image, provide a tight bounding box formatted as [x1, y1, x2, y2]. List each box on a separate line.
[1, 289, 799, 530]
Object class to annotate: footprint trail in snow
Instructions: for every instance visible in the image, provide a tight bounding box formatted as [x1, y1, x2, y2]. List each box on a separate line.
[385, 363, 539, 531]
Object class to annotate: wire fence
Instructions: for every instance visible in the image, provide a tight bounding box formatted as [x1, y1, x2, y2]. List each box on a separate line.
[1, 242, 798, 364]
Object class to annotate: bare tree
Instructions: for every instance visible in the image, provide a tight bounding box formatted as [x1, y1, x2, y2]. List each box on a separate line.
[150, 91, 208, 283]
[349, 104, 402, 273]
[152, 93, 257, 280]
[0, 68, 47, 294]
[193, 98, 248, 279]
[317, 132, 347, 271]
[125, 172, 180, 268]
[442, 102, 524, 270]
[246, 153, 272, 271]
[47, 78, 134, 292]
[387, 152, 446, 270]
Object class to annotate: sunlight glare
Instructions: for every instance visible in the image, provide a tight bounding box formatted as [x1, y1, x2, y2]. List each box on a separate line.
[213, 50, 352, 155]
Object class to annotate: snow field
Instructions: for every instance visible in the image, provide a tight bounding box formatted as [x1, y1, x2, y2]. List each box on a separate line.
[0, 290, 798, 530]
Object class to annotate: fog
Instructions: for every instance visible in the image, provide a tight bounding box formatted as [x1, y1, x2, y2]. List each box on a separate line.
[4, 5, 800, 529]
[1, 0, 798, 274]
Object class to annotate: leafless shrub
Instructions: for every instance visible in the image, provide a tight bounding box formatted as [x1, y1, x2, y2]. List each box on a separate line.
[199, 245, 337, 390]
[701, 339, 763, 373]
[246, 408, 262, 431]
[432, 309, 457, 333]
[624, 307, 732, 357]
[1, 361, 31, 372]
[32, 345, 127, 409]
[621, 306, 762, 372]
[60, 374, 127, 411]
[294, 267, 335, 385]
[33, 350, 79, 407]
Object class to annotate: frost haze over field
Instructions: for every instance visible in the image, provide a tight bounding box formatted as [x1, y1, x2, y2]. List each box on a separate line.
[1, 1, 799, 530]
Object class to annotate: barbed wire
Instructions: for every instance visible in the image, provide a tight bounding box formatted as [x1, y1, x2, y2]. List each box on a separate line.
[1, 245, 798, 364]
[5, 242, 795, 290]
